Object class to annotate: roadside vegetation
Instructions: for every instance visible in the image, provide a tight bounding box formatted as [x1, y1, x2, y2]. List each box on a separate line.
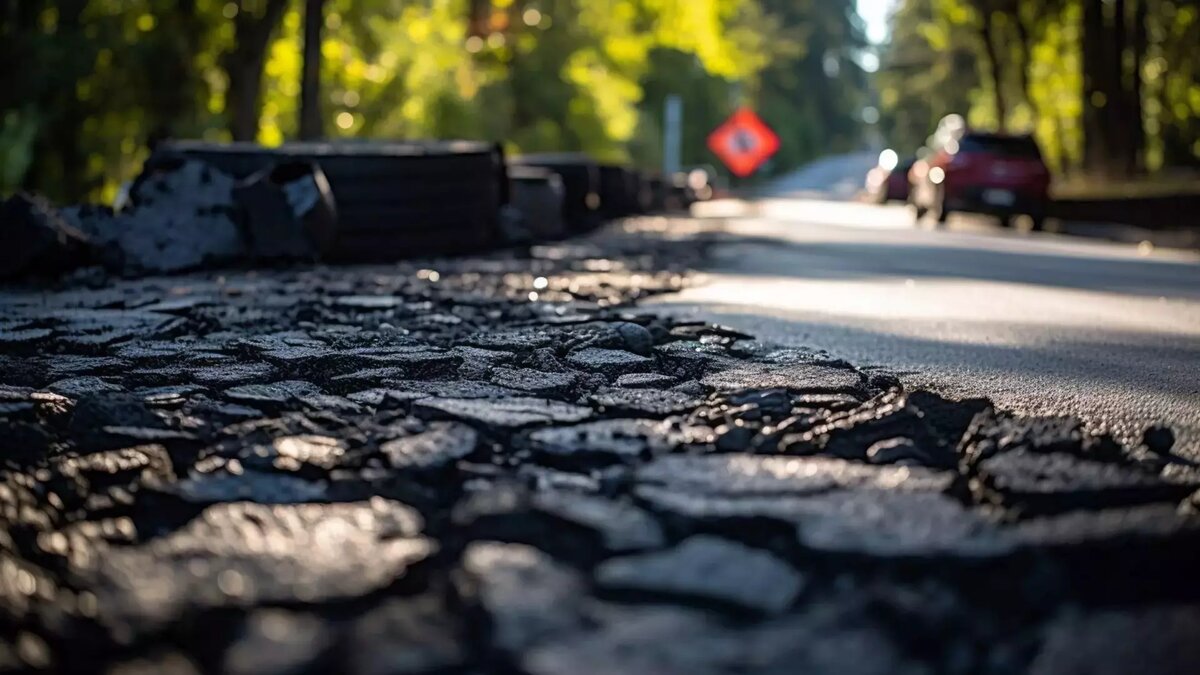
[877, 0, 1200, 184]
[0, 0, 869, 203]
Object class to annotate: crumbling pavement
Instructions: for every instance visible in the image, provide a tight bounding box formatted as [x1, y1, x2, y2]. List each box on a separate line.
[2, 220, 1199, 674]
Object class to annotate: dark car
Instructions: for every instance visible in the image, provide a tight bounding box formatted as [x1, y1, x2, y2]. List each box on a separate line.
[910, 131, 1051, 229]
[866, 151, 914, 203]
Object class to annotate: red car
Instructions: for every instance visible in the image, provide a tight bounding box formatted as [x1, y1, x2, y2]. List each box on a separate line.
[909, 131, 1051, 229]
[865, 151, 914, 203]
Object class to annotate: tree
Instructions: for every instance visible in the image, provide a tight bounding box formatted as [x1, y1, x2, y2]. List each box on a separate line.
[299, 0, 326, 140]
[225, 0, 290, 141]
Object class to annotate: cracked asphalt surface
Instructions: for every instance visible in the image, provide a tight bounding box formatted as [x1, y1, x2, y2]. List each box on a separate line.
[2, 215, 1200, 674]
[655, 155, 1200, 457]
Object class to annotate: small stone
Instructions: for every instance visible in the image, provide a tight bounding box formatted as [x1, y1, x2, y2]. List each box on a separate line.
[595, 535, 803, 614]
[1142, 425, 1176, 456]
[611, 321, 655, 355]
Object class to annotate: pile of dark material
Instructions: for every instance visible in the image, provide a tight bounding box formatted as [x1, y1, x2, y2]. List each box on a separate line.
[157, 141, 508, 263]
[0, 158, 337, 280]
[1, 142, 698, 283]
[2, 221, 1199, 674]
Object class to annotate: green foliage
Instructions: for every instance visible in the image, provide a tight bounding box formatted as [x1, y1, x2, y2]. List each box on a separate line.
[878, 0, 1199, 176]
[3, 0, 870, 201]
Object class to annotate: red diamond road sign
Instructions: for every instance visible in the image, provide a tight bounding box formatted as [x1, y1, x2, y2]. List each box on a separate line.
[706, 107, 780, 177]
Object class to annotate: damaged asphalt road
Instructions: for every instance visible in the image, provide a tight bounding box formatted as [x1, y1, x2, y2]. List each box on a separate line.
[2, 218, 1199, 674]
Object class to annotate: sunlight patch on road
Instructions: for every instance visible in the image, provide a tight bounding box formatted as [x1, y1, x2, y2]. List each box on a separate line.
[654, 272, 1200, 341]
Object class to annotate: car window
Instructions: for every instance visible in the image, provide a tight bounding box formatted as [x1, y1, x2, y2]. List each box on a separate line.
[958, 135, 1043, 159]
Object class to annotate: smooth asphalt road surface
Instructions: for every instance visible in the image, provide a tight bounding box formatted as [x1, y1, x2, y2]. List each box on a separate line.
[651, 153, 1200, 456]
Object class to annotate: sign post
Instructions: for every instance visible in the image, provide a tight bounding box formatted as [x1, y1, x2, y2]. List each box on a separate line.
[663, 95, 682, 177]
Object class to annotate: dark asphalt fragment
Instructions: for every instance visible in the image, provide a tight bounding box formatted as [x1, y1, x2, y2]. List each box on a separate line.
[88, 500, 433, 634]
[457, 541, 589, 653]
[413, 396, 593, 428]
[975, 449, 1199, 514]
[594, 535, 804, 614]
[526, 418, 710, 465]
[1029, 606, 1200, 675]
[381, 421, 479, 470]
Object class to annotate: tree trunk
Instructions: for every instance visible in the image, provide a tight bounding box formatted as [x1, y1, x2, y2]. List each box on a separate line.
[1013, 2, 1039, 119]
[1081, 0, 1111, 176]
[1127, 0, 1147, 173]
[225, 0, 290, 142]
[1110, 0, 1131, 175]
[299, 0, 325, 140]
[149, 0, 201, 147]
[53, 0, 88, 199]
[978, 9, 1008, 131]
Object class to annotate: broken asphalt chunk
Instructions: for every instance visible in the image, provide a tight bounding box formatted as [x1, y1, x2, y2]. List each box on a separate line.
[413, 396, 592, 428]
[975, 450, 1199, 514]
[526, 418, 710, 466]
[89, 500, 433, 634]
[381, 421, 478, 471]
[457, 541, 588, 653]
[594, 535, 803, 615]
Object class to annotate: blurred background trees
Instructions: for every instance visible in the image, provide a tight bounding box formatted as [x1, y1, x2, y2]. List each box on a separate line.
[2, 0, 1197, 203]
[1, 0, 871, 202]
[877, 0, 1200, 181]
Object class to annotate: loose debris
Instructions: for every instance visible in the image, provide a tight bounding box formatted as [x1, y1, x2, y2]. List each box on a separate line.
[2, 220, 1199, 673]
[1, 158, 335, 279]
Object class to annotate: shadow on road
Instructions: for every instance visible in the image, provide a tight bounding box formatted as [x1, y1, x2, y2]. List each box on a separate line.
[654, 302, 1200, 394]
[697, 230, 1200, 299]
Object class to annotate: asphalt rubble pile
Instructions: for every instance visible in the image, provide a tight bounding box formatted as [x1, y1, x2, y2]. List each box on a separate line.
[0, 157, 335, 280]
[2, 219, 1200, 674]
